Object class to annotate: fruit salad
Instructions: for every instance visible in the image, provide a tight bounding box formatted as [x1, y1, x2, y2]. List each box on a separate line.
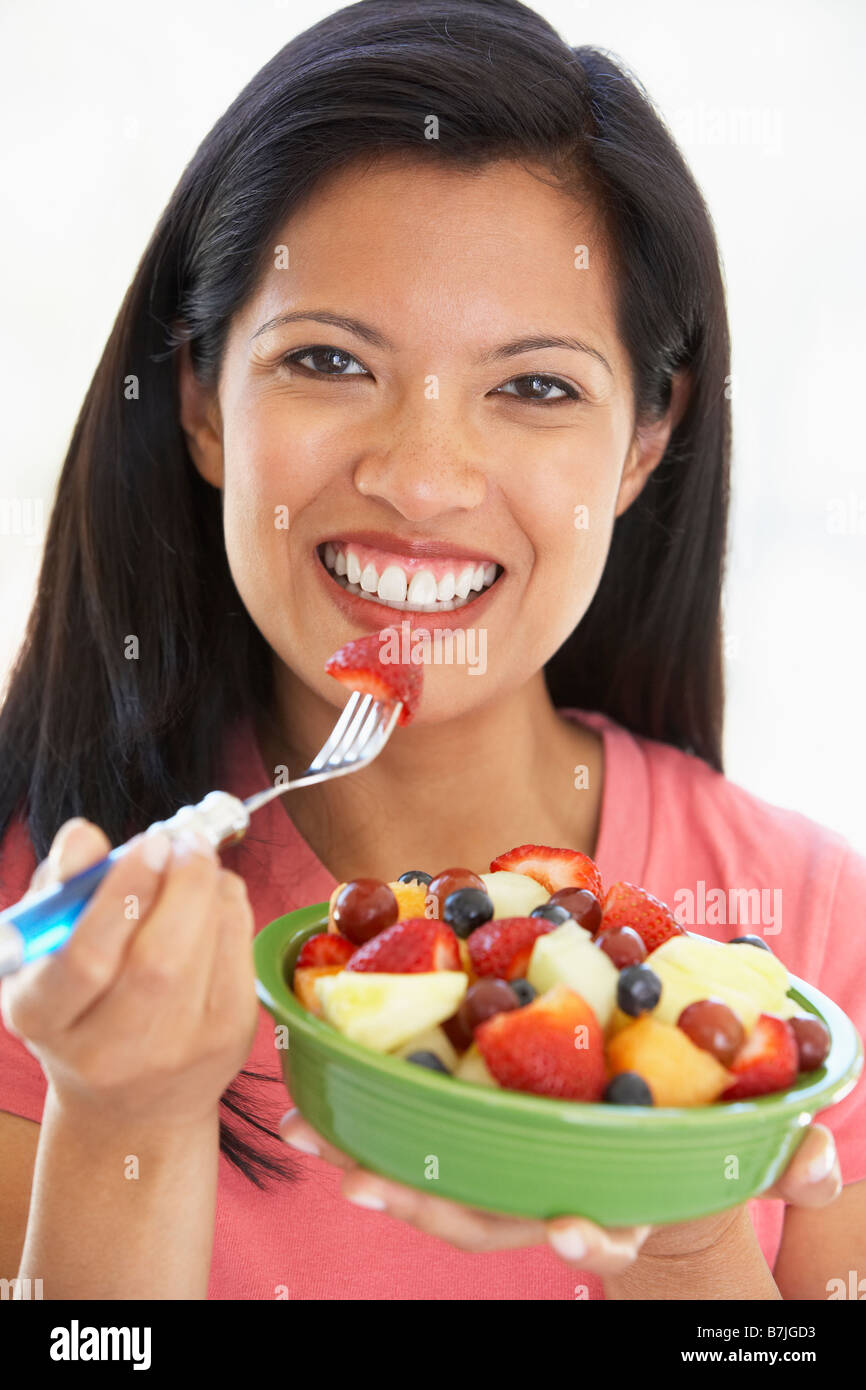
[290, 844, 832, 1107]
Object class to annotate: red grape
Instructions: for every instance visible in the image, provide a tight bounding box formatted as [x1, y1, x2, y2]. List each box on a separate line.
[332, 878, 398, 945]
[596, 926, 646, 969]
[548, 887, 602, 934]
[458, 978, 519, 1033]
[677, 999, 745, 1067]
[790, 1015, 831, 1071]
[426, 867, 485, 920]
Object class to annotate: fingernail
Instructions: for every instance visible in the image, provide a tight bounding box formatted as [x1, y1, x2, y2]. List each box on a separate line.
[346, 1188, 388, 1211]
[283, 1133, 320, 1156]
[547, 1223, 588, 1262]
[806, 1142, 836, 1183]
[141, 831, 173, 873]
[173, 829, 215, 860]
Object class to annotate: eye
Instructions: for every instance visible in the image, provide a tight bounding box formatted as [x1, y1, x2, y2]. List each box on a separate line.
[281, 346, 370, 377]
[494, 373, 581, 403]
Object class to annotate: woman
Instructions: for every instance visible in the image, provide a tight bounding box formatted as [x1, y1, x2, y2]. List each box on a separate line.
[0, 0, 863, 1300]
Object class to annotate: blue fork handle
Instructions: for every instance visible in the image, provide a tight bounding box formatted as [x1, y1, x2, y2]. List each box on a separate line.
[0, 845, 129, 968]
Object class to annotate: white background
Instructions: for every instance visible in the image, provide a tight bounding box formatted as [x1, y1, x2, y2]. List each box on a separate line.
[1, 0, 863, 850]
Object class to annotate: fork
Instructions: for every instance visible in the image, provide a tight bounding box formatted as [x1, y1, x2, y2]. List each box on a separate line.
[0, 692, 403, 976]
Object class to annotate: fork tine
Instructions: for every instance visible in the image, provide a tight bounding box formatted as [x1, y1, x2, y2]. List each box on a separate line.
[307, 691, 364, 772]
[321, 692, 375, 768]
[341, 698, 383, 764]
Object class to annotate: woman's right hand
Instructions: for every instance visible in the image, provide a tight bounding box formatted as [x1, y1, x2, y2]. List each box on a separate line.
[0, 817, 259, 1130]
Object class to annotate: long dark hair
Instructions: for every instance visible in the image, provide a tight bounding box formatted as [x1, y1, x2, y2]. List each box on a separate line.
[0, 0, 731, 1185]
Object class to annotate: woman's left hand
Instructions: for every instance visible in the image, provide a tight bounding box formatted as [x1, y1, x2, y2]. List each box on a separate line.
[280, 1111, 842, 1270]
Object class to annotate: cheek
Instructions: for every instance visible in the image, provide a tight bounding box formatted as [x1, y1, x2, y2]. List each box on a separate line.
[512, 421, 625, 611]
[219, 396, 343, 592]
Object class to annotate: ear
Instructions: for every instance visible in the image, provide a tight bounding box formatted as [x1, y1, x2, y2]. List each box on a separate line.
[614, 368, 691, 519]
[177, 336, 224, 488]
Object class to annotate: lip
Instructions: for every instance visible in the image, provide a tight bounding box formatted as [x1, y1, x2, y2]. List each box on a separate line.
[312, 544, 504, 631]
[316, 529, 503, 568]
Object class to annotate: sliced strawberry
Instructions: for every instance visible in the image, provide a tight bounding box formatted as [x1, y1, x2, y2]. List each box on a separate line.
[601, 881, 684, 953]
[489, 844, 603, 901]
[324, 633, 422, 725]
[345, 918, 460, 973]
[720, 1013, 798, 1101]
[467, 916, 558, 981]
[475, 983, 607, 1100]
[296, 932, 355, 970]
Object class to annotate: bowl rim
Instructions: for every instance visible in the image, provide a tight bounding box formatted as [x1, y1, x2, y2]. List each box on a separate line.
[254, 902, 864, 1127]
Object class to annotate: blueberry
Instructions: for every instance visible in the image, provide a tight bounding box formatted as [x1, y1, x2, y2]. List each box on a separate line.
[509, 978, 537, 1007]
[405, 1050, 450, 1074]
[442, 887, 494, 938]
[604, 1072, 654, 1105]
[730, 934, 772, 952]
[617, 963, 663, 1017]
[530, 902, 573, 926]
[398, 870, 432, 886]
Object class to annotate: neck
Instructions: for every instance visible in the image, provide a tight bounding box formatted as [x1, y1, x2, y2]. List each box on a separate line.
[255, 663, 604, 886]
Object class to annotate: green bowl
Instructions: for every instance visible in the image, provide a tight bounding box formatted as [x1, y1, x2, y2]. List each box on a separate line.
[254, 905, 863, 1225]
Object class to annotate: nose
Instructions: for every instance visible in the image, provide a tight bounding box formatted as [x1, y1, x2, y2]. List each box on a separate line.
[352, 399, 488, 523]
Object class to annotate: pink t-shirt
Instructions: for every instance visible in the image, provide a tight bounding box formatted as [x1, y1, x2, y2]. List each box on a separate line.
[0, 707, 864, 1300]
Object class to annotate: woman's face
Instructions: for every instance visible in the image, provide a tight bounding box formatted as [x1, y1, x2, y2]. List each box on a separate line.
[182, 154, 673, 724]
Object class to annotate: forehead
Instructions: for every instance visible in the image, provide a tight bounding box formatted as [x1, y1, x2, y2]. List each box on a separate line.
[236, 153, 621, 366]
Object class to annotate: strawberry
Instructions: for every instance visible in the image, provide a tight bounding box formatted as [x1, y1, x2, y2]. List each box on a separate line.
[324, 633, 422, 725]
[346, 918, 460, 973]
[296, 932, 355, 970]
[601, 881, 684, 953]
[467, 916, 558, 981]
[720, 1013, 798, 1101]
[475, 983, 607, 1100]
[489, 844, 603, 901]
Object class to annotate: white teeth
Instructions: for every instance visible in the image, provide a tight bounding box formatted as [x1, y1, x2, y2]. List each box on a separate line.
[437, 571, 456, 602]
[360, 562, 379, 593]
[345, 548, 361, 585]
[454, 565, 474, 600]
[377, 564, 408, 602]
[321, 543, 502, 611]
[406, 569, 439, 605]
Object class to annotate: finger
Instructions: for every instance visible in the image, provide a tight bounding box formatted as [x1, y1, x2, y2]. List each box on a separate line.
[340, 1169, 552, 1251]
[28, 819, 111, 896]
[4, 829, 175, 1037]
[279, 1110, 363, 1172]
[546, 1216, 654, 1274]
[203, 871, 258, 1046]
[101, 832, 224, 1030]
[763, 1123, 842, 1207]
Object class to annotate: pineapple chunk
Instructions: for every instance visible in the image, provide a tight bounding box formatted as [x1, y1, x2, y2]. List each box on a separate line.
[393, 1025, 459, 1071]
[314, 970, 467, 1052]
[526, 921, 616, 1028]
[646, 935, 793, 1032]
[453, 1043, 498, 1087]
[480, 870, 549, 919]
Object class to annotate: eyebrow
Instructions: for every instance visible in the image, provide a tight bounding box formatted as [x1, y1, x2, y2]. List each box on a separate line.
[250, 310, 613, 375]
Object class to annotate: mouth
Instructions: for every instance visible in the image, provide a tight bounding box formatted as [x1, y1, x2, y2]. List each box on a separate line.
[315, 537, 505, 614]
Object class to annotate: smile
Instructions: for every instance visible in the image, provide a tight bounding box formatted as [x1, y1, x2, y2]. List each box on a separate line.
[316, 539, 504, 613]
